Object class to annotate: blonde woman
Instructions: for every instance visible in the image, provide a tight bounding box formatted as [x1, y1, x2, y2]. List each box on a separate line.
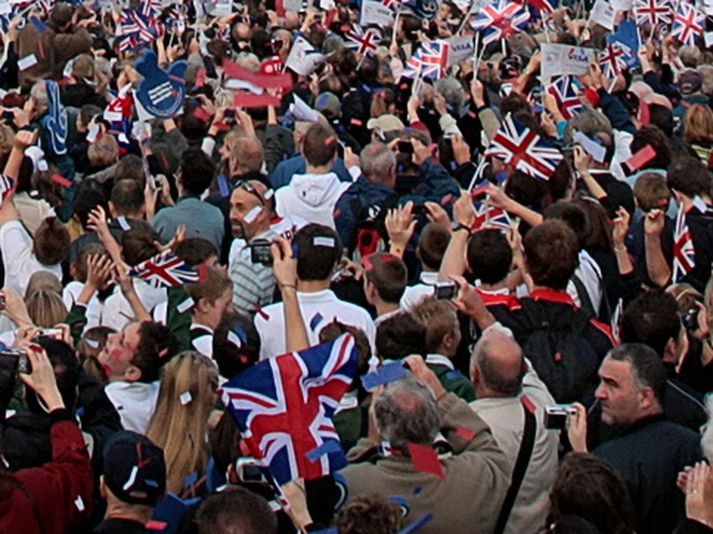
[684, 104, 713, 166]
[146, 351, 219, 495]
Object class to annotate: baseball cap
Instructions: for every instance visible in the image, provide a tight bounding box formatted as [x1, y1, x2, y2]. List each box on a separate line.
[366, 113, 405, 133]
[680, 70, 703, 96]
[102, 431, 166, 506]
[314, 92, 341, 119]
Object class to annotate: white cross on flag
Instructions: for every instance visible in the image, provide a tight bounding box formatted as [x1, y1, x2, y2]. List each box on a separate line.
[484, 114, 563, 181]
[671, 2, 705, 47]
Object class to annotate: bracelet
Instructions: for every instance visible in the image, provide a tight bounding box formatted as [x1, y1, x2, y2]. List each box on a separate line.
[453, 224, 471, 234]
[614, 246, 627, 253]
[279, 283, 297, 290]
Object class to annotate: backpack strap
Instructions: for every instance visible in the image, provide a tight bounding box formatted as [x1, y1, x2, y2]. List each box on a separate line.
[571, 274, 595, 318]
[493, 397, 537, 534]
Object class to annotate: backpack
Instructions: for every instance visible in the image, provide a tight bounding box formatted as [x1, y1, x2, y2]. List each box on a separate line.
[519, 300, 600, 403]
[348, 197, 395, 263]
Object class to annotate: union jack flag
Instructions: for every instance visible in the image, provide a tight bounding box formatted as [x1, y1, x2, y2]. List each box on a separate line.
[470, 0, 531, 45]
[600, 42, 630, 79]
[673, 206, 696, 282]
[484, 114, 563, 181]
[115, 8, 164, 52]
[670, 2, 704, 47]
[139, 0, 162, 18]
[222, 334, 359, 486]
[128, 251, 199, 288]
[633, 0, 672, 27]
[547, 76, 582, 120]
[345, 25, 381, 58]
[401, 40, 450, 79]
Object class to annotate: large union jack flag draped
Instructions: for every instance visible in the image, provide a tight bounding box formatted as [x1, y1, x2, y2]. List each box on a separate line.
[345, 25, 381, 58]
[401, 40, 450, 80]
[547, 76, 582, 120]
[222, 334, 359, 486]
[670, 2, 704, 47]
[470, 0, 530, 45]
[673, 206, 696, 283]
[128, 250, 199, 288]
[484, 115, 563, 181]
[633, 0, 672, 27]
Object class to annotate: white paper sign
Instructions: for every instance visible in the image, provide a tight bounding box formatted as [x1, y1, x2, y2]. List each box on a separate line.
[590, 0, 616, 30]
[360, 0, 394, 26]
[289, 94, 321, 123]
[285, 37, 326, 76]
[611, 0, 632, 11]
[447, 35, 475, 67]
[573, 132, 607, 163]
[17, 54, 38, 71]
[541, 44, 596, 79]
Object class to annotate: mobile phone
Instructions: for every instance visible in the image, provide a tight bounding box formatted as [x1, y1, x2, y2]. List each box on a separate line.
[411, 204, 428, 216]
[434, 280, 458, 300]
[39, 328, 63, 340]
[397, 140, 413, 155]
[224, 108, 236, 118]
[544, 404, 577, 430]
[0, 350, 32, 375]
[683, 307, 700, 331]
[235, 457, 268, 484]
[250, 239, 273, 266]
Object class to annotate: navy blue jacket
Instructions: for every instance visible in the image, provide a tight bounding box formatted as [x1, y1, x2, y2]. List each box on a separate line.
[270, 154, 353, 190]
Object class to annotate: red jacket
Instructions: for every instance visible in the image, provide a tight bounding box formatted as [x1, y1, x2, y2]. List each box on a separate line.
[0, 411, 93, 534]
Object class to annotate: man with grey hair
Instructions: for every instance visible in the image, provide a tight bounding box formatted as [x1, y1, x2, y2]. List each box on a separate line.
[342, 355, 509, 533]
[334, 142, 398, 258]
[568, 343, 701, 534]
[469, 329, 559, 534]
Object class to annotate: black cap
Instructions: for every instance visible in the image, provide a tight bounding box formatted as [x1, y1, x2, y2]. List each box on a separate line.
[102, 431, 166, 506]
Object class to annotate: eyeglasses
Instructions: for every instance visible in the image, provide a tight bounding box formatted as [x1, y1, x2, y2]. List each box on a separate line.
[235, 180, 273, 206]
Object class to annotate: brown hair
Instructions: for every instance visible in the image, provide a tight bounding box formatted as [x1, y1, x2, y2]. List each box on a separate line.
[26, 290, 68, 328]
[364, 253, 407, 304]
[684, 104, 713, 144]
[335, 494, 404, 534]
[302, 123, 338, 167]
[34, 217, 70, 266]
[146, 352, 218, 494]
[73, 243, 108, 283]
[410, 298, 459, 354]
[120, 221, 161, 266]
[77, 326, 115, 384]
[633, 172, 671, 212]
[417, 223, 451, 270]
[185, 268, 232, 307]
[524, 220, 579, 290]
[548, 453, 637, 534]
[87, 133, 119, 167]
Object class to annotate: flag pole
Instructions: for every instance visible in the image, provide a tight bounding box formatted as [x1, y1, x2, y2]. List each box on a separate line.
[455, 0, 474, 35]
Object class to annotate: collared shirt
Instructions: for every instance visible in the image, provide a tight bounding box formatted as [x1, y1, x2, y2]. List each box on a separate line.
[374, 307, 403, 327]
[190, 323, 214, 359]
[254, 289, 376, 360]
[229, 227, 278, 316]
[400, 271, 439, 311]
[425, 353, 455, 370]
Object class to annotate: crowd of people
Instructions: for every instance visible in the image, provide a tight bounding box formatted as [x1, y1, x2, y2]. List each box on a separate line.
[1, 0, 713, 532]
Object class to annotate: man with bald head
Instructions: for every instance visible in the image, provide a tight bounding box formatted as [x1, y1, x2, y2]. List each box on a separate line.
[469, 330, 559, 534]
[228, 179, 278, 316]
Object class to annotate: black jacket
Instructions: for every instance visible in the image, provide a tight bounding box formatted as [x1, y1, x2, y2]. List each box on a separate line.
[594, 415, 702, 534]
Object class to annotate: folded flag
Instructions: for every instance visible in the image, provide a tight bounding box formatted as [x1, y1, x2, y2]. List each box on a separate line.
[222, 334, 359, 485]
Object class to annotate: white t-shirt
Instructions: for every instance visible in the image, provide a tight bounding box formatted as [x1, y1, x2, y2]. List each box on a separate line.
[102, 279, 167, 331]
[400, 271, 439, 311]
[63, 281, 103, 332]
[0, 220, 62, 296]
[104, 380, 160, 434]
[254, 289, 376, 360]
